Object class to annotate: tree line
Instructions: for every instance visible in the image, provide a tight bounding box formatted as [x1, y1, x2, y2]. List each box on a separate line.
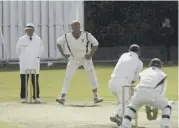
[84, 1, 178, 47]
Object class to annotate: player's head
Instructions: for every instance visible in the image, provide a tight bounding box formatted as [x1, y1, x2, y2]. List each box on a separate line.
[149, 58, 162, 68]
[128, 44, 140, 56]
[71, 20, 80, 33]
[164, 18, 171, 25]
[25, 23, 35, 37]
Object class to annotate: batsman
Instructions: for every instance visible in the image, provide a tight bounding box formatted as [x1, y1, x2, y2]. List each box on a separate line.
[121, 58, 172, 128]
[56, 20, 103, 105]
[109, 44, 143, 126]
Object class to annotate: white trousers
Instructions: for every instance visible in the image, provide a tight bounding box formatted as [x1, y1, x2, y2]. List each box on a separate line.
[61, 58, 98, 94]
[109, 79, 131, 117]
[122, 87, 172, 128]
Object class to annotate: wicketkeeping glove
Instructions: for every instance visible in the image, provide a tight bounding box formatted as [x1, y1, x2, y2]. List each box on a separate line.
[145, 106, 158, 120]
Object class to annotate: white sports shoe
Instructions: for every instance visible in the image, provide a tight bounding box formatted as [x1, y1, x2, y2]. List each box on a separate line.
[21, 98, 27, 103]
[35, 98, 41, 103]
[94, 97, 103, 103]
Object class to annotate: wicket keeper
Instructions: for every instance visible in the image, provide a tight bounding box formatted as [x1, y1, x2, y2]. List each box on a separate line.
[121, 58, 172, 128]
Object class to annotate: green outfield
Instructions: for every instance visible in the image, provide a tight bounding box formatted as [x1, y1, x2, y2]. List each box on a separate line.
[0, 66, 178, 102]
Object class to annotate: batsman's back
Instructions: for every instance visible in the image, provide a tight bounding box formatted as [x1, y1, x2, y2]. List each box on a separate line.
[111, 52, 140, 81]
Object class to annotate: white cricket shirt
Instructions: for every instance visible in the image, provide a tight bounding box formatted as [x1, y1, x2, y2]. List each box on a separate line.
[136, 67, 167, 95]
[57, 31, 99, 59]
[110, 51, 143, 85]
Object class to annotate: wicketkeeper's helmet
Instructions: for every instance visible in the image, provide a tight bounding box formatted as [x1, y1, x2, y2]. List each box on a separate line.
[149, 58, 162, 68]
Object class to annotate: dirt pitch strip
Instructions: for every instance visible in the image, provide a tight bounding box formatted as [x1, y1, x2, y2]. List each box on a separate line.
[0, 101, 177, 128]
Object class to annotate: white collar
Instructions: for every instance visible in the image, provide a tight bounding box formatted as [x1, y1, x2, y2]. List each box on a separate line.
[26, 33, 35, 38]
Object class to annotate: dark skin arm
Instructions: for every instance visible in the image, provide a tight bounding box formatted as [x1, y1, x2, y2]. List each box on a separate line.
[85, 45, 98, 60]
[57, 44, 70, 58]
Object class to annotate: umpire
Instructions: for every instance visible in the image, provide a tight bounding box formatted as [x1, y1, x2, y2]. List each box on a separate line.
[16, 23, 44, 103]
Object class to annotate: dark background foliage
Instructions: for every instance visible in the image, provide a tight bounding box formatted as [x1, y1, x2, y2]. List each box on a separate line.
[84, 1, 178, 47]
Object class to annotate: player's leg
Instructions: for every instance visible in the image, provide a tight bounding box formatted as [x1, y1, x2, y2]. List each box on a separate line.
[110, 86, 130, 126]
[20, 74, 29, 103]
[83, 59, 103, 103]
[108, 80, 119, 103]
[56, 59, 80, 105]
[109, 85, 122, 126]
[150, 92, 172, 128]
[121, 89, 145, 128]
[31, 74, 40, 102]
[20, 68, 29, 103]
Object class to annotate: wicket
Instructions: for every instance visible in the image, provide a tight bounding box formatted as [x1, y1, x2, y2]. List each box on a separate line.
[122, 85, 138, 128]
[25, 69, 37, 103]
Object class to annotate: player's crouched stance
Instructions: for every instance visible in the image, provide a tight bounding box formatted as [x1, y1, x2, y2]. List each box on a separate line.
[55, 20, 103, 105]
[109, 44, 143, 126]
[120, 58, 172, 128]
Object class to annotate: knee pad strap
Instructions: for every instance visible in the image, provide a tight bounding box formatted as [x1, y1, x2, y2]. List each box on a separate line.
[124, 115, 132, 121]
[128, 106, 136, 113]
[162, 115, 170, 119]
[165, 105, 172, 110]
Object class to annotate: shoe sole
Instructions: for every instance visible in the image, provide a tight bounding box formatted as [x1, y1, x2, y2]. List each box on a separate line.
[94, 99, 103, 104]
[56, 99, 65, 105]
[110, 117, 121, 126]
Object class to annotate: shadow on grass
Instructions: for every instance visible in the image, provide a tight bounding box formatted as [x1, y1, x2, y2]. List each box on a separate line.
[64, 103, 102, 107]
[61, 124, 146, 128]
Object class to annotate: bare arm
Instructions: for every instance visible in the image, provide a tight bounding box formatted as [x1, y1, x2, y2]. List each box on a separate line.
[85, 33, 99, 59]
[56, 36, 70, 58]
[89, 45, 98, 56]
[57, 43, 65, 56]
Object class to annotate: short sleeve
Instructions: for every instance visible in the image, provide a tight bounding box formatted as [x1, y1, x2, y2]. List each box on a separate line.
[57, 35, 66, 45]
[87, 32, 99, 46]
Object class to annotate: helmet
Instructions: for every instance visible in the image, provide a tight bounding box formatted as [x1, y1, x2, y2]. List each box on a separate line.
[149, 58, 162, 68]
[129, 44, 140, 53]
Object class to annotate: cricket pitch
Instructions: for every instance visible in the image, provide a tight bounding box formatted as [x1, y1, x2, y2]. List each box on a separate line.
[0, 101, 177, 128]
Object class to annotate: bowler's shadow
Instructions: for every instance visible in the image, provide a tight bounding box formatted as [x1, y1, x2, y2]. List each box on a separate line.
[64, 103, 102, 107]
[112, 126, 146, 128]
[132, 126, 146, 128]
[110, 125, 146, 128]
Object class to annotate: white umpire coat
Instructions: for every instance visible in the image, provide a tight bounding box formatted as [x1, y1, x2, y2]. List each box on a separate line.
[16, 34, 44, 74]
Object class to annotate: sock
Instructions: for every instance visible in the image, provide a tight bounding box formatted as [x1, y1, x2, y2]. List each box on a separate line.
[92, 88, 98, 98]
[61, 93, 66, 99]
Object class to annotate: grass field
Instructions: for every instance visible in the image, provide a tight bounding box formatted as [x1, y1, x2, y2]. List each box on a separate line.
[0, 65, 178, 102]
[0, 65, 178, 128]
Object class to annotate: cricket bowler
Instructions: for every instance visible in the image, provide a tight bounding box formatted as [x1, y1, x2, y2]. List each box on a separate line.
[56, 20, 103, 105]
[109, 44, 143, 126]
[120, 58, 172, 128]
[16, 23, 44, 103]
